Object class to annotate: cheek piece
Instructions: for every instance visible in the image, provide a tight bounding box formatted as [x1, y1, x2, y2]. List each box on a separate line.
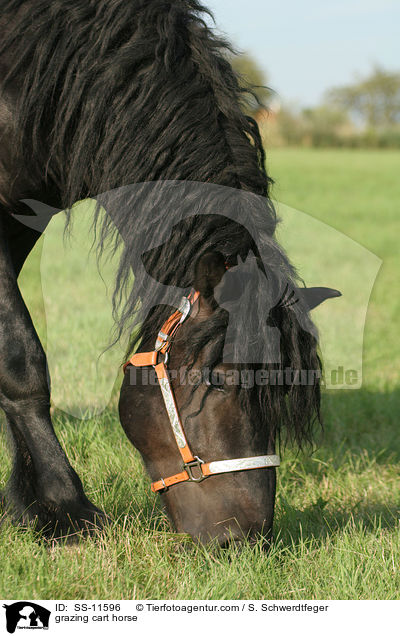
[124, 290, 280, 493]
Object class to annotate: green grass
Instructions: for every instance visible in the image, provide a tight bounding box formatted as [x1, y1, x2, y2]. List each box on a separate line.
[1, 148, 399, 599]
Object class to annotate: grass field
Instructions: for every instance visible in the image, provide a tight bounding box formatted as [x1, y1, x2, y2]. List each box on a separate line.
[1, 148, 399, 599]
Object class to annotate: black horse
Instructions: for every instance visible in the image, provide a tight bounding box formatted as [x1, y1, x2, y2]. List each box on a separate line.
[119, 246, 339, 547]
[0, 0, 337, 541]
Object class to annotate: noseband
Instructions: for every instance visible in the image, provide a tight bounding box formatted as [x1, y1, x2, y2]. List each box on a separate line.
[124, 290, 280, 493]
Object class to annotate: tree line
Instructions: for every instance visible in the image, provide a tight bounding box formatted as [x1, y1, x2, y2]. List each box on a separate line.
[231, 54, 400, 148]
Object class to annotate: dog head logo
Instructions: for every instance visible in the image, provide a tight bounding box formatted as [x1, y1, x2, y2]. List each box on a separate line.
[2, 602, 50, 633]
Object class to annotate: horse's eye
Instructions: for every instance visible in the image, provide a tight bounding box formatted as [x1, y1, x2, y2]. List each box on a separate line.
[204, 370, 226, 392]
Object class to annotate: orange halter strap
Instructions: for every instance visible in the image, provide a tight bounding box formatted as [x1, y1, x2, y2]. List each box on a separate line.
[124, 290, 280, 493]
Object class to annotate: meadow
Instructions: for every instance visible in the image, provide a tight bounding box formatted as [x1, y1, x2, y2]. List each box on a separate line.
[0, 148, 399, 599]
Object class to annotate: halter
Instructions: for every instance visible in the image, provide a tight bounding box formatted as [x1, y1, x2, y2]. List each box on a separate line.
[124, 290, 280, 493]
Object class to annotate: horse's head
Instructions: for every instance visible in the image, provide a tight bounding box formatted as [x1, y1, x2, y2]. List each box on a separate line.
[119, 250, 340, 547]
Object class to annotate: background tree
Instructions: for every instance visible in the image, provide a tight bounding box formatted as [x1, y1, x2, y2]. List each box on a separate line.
[326, 66, 400, 128]
[301, 105, 350, 146]
[230, 53, 273, 116]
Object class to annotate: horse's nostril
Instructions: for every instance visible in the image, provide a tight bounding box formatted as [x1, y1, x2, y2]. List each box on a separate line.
[218, 536, 244, 550]
[217, 533, 272, 552]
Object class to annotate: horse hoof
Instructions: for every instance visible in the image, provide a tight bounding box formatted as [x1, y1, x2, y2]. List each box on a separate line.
[40, 502, 111, 541]
[54, 503, 110, 536]
[3, 493, 111, 541]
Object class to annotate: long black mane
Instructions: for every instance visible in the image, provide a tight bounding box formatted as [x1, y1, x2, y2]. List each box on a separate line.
[1, 0, 321, 446]
[1, 0, 270, 200]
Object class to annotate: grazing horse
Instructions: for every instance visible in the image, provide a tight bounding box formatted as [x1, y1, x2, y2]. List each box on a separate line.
[0, 0, 338, 541]
[119, 242, 339, 547]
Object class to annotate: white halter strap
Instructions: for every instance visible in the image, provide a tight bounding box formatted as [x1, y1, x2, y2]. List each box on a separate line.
[124, 291, 280, 493]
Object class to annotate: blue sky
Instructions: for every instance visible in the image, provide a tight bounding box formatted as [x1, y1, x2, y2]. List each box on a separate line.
[206, 0, 399, 107]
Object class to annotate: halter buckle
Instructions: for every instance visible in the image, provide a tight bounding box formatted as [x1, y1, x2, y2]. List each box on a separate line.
[178, 296, 192, 323]
[155, 331, 169, 352]
[184, 456, 205, 482]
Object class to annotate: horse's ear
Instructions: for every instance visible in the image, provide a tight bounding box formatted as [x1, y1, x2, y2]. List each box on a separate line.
[297, 286, 342, 310]
[194, 251, 226, 300]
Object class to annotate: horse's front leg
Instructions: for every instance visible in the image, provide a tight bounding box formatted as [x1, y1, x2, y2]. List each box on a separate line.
[0, 213, 105, 536]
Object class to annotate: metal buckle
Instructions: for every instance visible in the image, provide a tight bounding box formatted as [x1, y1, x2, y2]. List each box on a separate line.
[155, 330, 169, 352]
[178, 296, 191, 323]
[184, 456, 205, 482]
[159, 477, 167, 492]
[154, 350, 169, 366]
